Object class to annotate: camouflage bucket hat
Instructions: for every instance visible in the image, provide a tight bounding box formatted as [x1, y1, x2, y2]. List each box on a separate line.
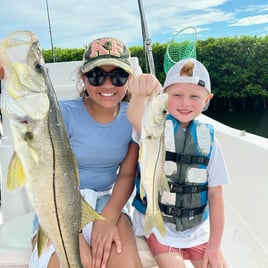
[80, 37, 133, 74]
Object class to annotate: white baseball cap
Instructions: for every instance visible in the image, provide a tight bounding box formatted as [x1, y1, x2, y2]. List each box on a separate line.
[163, 58, 211, 93]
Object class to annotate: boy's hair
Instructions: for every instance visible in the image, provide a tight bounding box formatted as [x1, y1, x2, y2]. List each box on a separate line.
[180, 61, 194, 77]
[163, 58, 211, 93]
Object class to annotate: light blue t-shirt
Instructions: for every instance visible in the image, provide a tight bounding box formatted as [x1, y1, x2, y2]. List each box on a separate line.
[59, 98, 133, 191]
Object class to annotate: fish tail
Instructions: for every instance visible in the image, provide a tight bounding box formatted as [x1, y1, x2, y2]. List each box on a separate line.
[144, 210, 166, 237]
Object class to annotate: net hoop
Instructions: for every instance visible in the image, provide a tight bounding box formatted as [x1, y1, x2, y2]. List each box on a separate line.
[164, 26, 197, 74]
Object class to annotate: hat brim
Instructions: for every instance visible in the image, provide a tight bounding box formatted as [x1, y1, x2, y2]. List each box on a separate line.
[81, 58, 133, 75]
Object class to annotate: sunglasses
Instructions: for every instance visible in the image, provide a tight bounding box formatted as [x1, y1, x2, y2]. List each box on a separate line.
[85, 68, 129, 87]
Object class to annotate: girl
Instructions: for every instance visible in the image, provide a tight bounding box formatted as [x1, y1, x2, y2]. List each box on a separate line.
[30, 37, 143, 268]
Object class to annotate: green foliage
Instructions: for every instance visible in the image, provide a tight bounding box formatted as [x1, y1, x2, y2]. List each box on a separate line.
[196, 36, 268, 111]
[42, 35, 268, 111]
[43, 47, 84, 63]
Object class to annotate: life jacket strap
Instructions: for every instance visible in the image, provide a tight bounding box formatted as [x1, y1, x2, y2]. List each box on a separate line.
[160, 203, 207, 218]
[134, 182, 207, 207]
[166, 151, 209, 165]
[168, 182, 208, 194]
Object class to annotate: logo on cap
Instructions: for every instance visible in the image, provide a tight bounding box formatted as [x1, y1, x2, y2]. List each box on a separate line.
[90, 38, 124, 59]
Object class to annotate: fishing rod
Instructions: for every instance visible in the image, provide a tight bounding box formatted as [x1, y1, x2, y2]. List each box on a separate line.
[137, 0, 155, 75]
[45, 0, 56, 62]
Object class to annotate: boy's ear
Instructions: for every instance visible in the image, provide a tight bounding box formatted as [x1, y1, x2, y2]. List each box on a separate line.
[207, 93, 214, 102]
[203, 93, 213, 111]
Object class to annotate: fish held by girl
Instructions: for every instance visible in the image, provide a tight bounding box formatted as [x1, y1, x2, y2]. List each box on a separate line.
[0, 30, 103, 268]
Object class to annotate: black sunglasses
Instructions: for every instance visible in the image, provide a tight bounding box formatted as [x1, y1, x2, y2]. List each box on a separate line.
[85, 68, 129, 87]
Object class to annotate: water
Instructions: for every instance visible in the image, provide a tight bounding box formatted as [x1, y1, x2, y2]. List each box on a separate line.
[204, 110, 268, 139]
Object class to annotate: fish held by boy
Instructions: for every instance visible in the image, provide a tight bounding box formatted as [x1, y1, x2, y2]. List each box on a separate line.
[139, 92, 169, 236]
[0, 30, 104, 267]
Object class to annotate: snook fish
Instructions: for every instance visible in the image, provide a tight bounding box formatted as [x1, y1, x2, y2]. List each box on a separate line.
[139, 92, 169, 236]
[0, 31, 103, 267]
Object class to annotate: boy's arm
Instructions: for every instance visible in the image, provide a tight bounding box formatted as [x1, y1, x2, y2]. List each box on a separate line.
[127, 74, 162, 133]
[0, 66, 4, 79]
[127, 94, 148, 134]
[204, 185, 227, 267]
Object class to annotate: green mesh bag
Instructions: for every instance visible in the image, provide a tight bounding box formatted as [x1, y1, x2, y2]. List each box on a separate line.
[164, 27, 197, 74]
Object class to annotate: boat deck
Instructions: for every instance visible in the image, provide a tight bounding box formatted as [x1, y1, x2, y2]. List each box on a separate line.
[1, 200, 268, 268]
[1, 61, 268, 267]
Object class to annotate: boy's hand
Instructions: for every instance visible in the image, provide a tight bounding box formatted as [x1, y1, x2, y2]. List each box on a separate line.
[128, 74, 162, 97]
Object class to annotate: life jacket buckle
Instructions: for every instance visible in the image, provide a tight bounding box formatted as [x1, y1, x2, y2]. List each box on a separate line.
[177, 153, 191, 164]
[167, 206, 182, 217]
[168, 182, 183, 193]
[191, 186, 198, 193]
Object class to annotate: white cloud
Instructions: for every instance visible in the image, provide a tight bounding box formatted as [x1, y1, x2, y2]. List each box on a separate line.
[238, 4, 268, 13]
[1, 0, 267, 50]
[39, 0, 234, 48]
[230, 14, 268, 26]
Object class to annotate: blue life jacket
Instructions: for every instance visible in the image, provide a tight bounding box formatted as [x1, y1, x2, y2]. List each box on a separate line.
[132, 115, 214, 231]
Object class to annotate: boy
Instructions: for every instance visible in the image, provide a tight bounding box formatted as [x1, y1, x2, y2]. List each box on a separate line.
[128, 58, 230, 268]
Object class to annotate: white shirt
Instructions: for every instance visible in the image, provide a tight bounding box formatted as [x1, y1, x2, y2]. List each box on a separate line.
[133, 138, 231, 248]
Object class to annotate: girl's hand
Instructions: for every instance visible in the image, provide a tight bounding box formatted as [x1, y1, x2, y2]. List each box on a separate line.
[91, 218, 121, 268]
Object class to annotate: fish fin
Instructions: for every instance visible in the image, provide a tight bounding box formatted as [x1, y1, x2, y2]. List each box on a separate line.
[37, 225, 49, 258]
[159, 172, 169, 194]
[138, 143, 142, 162]
[80, 197, 104, 229]
[23, 133, 39, 164]
[72, 151, 80, 186]
[6, 152, 27, 191]
[28, 146, 39, 163]
[144, 210, 166, 237]
[19, 131, 39, 164]
[140, 183, 146, 200]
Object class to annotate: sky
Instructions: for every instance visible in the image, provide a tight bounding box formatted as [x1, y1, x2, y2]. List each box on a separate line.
[1, 0, 268, 50]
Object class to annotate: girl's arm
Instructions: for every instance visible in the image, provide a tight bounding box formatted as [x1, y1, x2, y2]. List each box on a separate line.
[90, 142, 139, 268]
[102, 142, 139, 221]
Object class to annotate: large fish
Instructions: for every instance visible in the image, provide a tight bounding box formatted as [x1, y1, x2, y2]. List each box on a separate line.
[0, 30, 103, 267]
[139, 92, 169, 236]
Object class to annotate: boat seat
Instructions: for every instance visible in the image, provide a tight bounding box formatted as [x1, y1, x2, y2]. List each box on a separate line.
[0, 212, 33, 268]
[0, 212, 158, 268]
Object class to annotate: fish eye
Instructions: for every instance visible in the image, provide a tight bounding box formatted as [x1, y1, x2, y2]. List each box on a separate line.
[34, 61, 43, 73]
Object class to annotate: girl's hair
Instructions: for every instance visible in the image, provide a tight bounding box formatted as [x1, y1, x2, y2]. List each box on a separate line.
[72, 68, 87, 97]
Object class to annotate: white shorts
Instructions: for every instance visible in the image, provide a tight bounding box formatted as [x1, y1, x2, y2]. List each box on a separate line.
[28, 189, 111, 267]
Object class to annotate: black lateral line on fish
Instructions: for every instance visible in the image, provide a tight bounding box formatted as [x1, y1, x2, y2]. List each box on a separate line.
[44, 65, 72, 267]
[152, 133, 164, 212]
